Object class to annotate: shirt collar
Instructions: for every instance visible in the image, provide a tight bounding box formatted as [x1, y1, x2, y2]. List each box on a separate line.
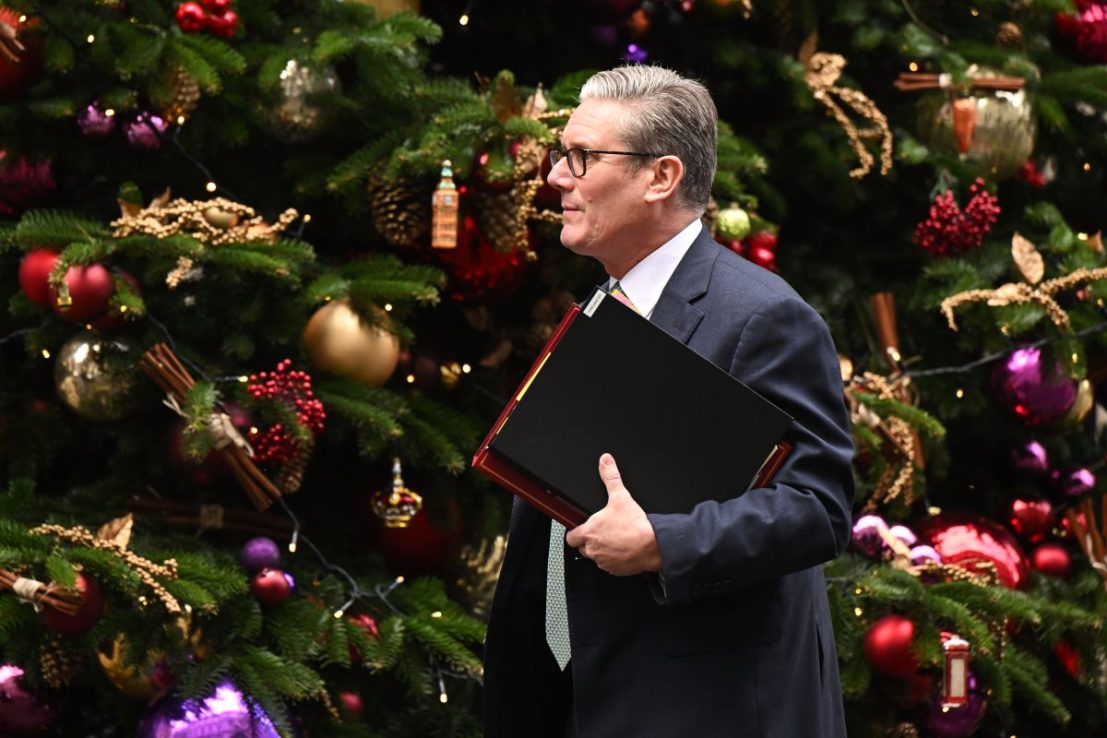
[609, 219, 702, 319]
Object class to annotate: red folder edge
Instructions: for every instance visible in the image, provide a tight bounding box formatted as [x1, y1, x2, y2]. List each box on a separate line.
[472, 301, 794, 527]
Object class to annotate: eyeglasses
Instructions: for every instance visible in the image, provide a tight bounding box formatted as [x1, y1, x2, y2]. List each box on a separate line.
[548, 147, 665, 177]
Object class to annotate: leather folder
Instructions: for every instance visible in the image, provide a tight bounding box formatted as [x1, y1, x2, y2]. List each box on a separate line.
[472, 288, 794, 528]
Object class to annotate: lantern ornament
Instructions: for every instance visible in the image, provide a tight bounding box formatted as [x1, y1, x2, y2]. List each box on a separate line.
[431, 160, 459, 249]
[942, 633, 970, 708]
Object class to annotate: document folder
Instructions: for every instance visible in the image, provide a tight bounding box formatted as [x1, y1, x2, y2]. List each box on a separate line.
[472, 288, 793, 528]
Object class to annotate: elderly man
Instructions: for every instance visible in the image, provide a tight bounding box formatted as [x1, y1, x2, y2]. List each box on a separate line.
[482, 65, 854, 738]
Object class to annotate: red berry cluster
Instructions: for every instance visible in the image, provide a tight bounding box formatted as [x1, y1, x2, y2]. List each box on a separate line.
[175, 0, 238, 39]
[914, 178, 1000, 257]
[246, 359, 325, 465]
[725, 230, 779, 272]
[1018, 161, 1046, 188]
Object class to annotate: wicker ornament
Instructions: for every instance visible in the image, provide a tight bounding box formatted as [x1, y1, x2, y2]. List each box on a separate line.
[157, 64, 201, 123]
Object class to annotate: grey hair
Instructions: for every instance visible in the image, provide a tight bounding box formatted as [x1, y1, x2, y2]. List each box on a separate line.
[579, 65, 717, 211]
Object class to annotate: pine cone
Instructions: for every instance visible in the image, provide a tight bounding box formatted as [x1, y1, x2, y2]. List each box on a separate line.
[473, 187, 520, 251]
[996, 22, 1024, 48]
[368, 170, 431, 249]
[279, 437, 313, 494]
[41, 635, 77, 688]
[161, 65, 201, 123]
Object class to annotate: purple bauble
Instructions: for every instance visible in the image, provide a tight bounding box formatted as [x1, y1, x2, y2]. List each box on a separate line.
[622, 43, 649, 64]
[0, 664, 54, 734]
[77, 102, 116, 138]
[851, 514, 887, 559]
[137, 679, 283, 738]
[991, 347, 1077, 426]
[1009, 439, 1050, 476]
[240, 536, 282, 573]
[124, 112, 168, 152]
[1055, 467, 1096, 498]
[926, 671, 987, 738]
[888, 524, 917, 548]
[909, 544, 942, 566]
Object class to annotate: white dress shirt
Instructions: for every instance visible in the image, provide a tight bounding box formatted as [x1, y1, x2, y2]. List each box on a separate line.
[608, 219, 702, 319]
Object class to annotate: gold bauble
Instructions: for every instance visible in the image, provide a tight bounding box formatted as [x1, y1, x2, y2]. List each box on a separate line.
[350, 0, 420, 18]
[916, 66, 1036, 181]
[54, 331, 144, 421]
[302, 299, 400, 387]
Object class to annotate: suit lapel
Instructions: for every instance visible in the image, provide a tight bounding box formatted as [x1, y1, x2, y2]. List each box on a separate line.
[649, 227, 717, 345]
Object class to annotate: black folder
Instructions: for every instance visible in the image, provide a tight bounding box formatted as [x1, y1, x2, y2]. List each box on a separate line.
[472, 287, 794, 527]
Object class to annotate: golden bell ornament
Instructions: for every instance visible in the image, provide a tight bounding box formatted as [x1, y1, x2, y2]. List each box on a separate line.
[302, 299, 400, 387]
[54, 331, 144, 421]
[916, 66, 1036, 181]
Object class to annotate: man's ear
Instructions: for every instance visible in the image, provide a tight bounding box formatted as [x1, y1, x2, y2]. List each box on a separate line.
[643, 155, 684, 204]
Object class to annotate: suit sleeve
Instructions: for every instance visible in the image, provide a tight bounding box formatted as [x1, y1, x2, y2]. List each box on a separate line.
[646, 296, 855, 604]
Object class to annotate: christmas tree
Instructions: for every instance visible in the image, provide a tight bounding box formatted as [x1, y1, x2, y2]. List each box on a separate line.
[3, 0, 1107, 736]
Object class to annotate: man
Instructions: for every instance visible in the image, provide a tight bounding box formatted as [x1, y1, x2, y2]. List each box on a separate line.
[482, 65, 854, 738]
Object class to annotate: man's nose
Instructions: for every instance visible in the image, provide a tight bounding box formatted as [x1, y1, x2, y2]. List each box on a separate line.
[547, 156, 572, 192]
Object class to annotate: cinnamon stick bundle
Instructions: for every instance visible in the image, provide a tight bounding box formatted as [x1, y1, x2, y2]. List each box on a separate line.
[894, 72, 1026, 93]
[128, 497, 293, 537]
[140, 343, 282, 511]
[0, 569, 81, 616]
[1065, 499, 1107, 588]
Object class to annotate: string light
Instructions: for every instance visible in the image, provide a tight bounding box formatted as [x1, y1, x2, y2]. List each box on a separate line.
[104, 108, 115, 117]
[462, 364, 471, 373]
[1084, 163, 1092, 172]
[908, 62, 919, 72]
[458, 14, 469, 25]
[854, 607, 863, 617]
[205, 181, 217, 193]
[288, 529, 298, 554]
[384, 303, 393, 311]
[302, 214, 312, 223]
[41, 349, 50, 359]
[955, 388, 964, 399]
[86, 34, 95, 43]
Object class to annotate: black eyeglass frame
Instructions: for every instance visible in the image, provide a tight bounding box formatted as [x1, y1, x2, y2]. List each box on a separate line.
[548, 147, 666, 177]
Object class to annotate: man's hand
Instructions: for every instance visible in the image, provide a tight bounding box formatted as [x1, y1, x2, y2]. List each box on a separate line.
[565, 453, 662, 576]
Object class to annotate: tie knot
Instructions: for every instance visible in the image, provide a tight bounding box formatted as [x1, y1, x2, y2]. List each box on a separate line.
[609, 282, 637, 313]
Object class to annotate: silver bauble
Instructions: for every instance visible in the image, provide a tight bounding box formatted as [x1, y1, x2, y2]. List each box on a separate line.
[54, 331, 143, 421]
[263, 59, 340, 142]
[916, 66, 1036, 181]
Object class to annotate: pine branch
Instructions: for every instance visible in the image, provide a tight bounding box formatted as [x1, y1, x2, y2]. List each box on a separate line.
[1005, 645, 1072, 725]
[14, 210, 110, 246]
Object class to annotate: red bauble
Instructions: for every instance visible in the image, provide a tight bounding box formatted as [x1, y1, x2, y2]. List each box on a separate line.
[175, 2, 208, 32]
[1076, 3, 1107, 64]
[370, 503, 460, 578]
[903, 672, 933, 706]
[17, 249, 59, 307]
[747, 244, 778, 272]
[918, 511, 1030, 589]
[337, 691, 364, 719]
[1053, 641, 1082, 679]
[432, 214, 531, 302]
[1008, 498, 1053, 543]
[746, 231, 778, 253]
[250, 568, 292, 605]
[0, 9, 43, 103]
[41, 573, 104, 635]
[863, 614, 919, 678]
[1031, 542, 1072, 577]
[167, 403, 253, 486]
[49, 263, 114, 323]
[206, 8, 238, 38]
[347, 613, 380, 664]
[201, 0, 232, 11]
[90, 271, 142, 332]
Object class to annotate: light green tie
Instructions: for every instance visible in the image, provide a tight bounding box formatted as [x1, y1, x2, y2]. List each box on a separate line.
[546, 520, 571, 670]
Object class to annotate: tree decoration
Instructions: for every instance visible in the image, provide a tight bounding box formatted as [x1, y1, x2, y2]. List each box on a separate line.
[174, 2, 208, 32]
[801, 36, 892, 178]
[1054, 467, 1096, 498]
[371, 457, 423, 528]
[431, 159, 460, 249]
[140, 343, 283, 510]
[156, 65, 201, 123]
[1008, 499, 1053, 543]
[77, 101, 117, 138]
[918, 512, 1030, 590]
[31, 515, 181, 613]
[898, 68, 1034, 181]
[926, 671, 987, 738]
[941, 232, 1107, 332]
[990, 347, 1077, 427]
[39, 635, 76, 689]
[1056, 2, 1107, 64]
[251, 567, 294, 605]
[863, 614, 919, 678]
[914, 178, 1000, 257]
[137, 679, 282, 738]
[98, 634, 173, 700]
[262, 58, 340, 142]
[0, 8, 42, 103]
[49, 262, 115, 323]
[54, 331, 144, 421]
[454, 534, 507, 618]
[240, 536, 282, 573]
[1009, 439, 1050, 476]
[0, 153, 55, 217]
[39, 572, 103, 635]
[0, 569, 82, 618]
[302, 299, 401, 387]
[847, 371, 920, 509]
[1064, 497, 1107, 589]
[941, 633, 970, 708]
[1032, 542, 1072, 577]
[435, 214, 532, 301]
[0, 664, 54, 734]
[714, 202, 751, 242]
[246, 358, 325, 473]
[367, 167, 430, 249]
[123, 111, 168, 152]
[112, 189, 300, 246]
[17, 249, 59, 306]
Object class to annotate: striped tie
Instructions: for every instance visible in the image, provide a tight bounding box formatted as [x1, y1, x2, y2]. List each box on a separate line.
[609, 281, 637, 312]
[546, 520, 571, 670]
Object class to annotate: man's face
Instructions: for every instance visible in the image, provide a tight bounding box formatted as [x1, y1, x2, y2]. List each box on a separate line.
[547, 99, 655, 264]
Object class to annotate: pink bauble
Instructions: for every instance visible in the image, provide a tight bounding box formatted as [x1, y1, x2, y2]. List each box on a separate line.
[0, 664, 53, 734]
[1008, 499, 1053, 543]
[1054, 467, 1096, 498]
[918, 511, 1030, 589]
[991, 347, 1076, 426]
[49, 263, 114, 323]
[850, 514, 888, 559]
[17, 249, 59, 307]
[1008, 439, 1050, 476]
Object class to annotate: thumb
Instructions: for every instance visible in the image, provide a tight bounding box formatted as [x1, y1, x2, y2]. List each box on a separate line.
[598, 453, 630, 501]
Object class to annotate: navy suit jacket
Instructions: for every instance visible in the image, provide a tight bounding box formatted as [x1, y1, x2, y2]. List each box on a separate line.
[483, 228, 855, 738]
